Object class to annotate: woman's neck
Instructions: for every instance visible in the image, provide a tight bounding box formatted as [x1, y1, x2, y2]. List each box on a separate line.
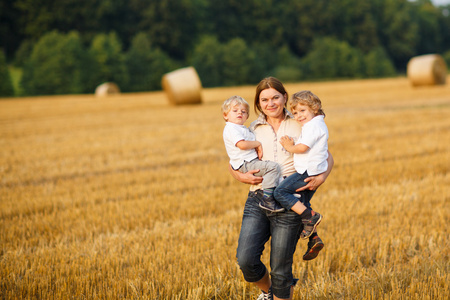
[266, 114, 285, 132]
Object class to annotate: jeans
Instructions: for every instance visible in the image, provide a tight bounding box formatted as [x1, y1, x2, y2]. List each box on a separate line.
[274, 171, 316, 211]
[236, 190, 302, 299]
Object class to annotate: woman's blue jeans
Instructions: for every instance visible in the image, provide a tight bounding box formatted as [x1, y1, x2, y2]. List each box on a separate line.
[236, 190, 302, 299]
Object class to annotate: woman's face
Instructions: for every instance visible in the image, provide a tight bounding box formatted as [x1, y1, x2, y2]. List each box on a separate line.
[259, 88, 287, 119]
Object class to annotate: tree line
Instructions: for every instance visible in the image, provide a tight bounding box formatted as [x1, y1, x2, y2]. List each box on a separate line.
[1, 0, 450, 96]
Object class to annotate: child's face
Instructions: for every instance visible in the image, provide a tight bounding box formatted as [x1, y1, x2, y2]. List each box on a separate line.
[292, 104, 316, 125]
[224, 104, 249, 125]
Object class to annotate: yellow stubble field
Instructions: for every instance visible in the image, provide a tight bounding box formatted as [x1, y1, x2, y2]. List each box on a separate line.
[1, 76, 449, 299]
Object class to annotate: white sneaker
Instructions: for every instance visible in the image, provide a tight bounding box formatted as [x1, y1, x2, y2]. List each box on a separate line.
[256, 288, 273, 300]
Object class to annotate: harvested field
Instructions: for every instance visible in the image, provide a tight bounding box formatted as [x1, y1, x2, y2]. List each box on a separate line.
[1, 76, 449, 299]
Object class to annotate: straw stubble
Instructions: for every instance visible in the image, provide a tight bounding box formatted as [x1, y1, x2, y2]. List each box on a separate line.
[1, 76, 449, 299]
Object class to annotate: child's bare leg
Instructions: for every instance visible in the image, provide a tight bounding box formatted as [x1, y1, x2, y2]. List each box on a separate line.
[289, 201, 308, 215]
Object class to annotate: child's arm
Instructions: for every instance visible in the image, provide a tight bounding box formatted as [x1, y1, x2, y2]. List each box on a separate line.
[236, 140, 263, 159]
[236, 140, 261, 150]
[279, 135, 309, 154]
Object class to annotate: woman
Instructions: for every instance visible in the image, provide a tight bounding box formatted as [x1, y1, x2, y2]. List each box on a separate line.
[230, 77, 334, 300]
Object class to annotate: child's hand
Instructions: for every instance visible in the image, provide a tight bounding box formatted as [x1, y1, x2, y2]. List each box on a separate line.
[256, 144, 263, 159]
[279, 135, 294, 148]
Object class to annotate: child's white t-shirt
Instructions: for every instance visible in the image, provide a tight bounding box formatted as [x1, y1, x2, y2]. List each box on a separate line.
[293, 115, 329, 176]
[223, 122, 258, 170]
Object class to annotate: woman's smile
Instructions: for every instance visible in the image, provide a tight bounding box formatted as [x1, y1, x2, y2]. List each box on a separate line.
[259, 88, 286, 118]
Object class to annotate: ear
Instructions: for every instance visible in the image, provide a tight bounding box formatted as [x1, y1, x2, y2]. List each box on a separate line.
[314, 108, 320, 115]
[223, 113, 228, 121]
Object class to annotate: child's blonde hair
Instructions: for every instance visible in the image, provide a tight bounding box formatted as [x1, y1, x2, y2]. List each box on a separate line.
[290, 90, 325, 117]
[221, 95, 250, 121]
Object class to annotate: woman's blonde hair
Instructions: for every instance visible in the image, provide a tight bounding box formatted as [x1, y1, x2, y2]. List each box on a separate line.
[221, 95, 250, 121]
[290, 90, 325, 117]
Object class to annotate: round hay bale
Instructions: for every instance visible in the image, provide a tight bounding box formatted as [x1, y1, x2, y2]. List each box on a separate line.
[162, 66, 202, 105]
[95, 82, 120, 97]
[407, 54, 447, 86]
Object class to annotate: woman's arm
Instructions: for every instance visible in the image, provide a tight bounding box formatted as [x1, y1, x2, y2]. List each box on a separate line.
[228, 164, 264, 185]
[296, 151, 334, 192]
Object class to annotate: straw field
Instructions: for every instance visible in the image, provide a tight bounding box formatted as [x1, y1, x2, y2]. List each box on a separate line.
[1, 76, 449, 299]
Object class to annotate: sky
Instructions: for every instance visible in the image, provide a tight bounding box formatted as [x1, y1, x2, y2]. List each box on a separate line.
[431, 0, 450, 5]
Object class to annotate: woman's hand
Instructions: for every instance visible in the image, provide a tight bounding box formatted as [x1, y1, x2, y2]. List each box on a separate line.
[296, 151, 334, 191]
[229, 165, 263, 185]
[296, 173, 326, 191]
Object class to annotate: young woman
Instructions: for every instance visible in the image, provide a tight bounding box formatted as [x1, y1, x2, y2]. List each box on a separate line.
[229, 77, 334, 300]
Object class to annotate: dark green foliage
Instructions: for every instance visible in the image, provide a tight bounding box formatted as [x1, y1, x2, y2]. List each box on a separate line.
[271, 46, 303, 82]
[190, 35, 224, 87]
[88, 32, 129, 91]
[13, 40, 33, 68]
[4, 0, 450, 95]
[301, 37, 365, 80]
[207, 0, 285, 51]
[0, 0, 22, 60]
[364, 47, 397, 78]
[137, 0, 204, 59]
[410, 0, 443, 54]
[302, 38, 397, 79]
[250, 43, 281, 80]
[191, 36, 258, 87]
[125, 32, 174, 92]
[21, 31, 89, 96]
[377, 0, 420, 70]
[443, 50, 450, 69]
[0, 51, 15, 97]
[221, 38, 257, 86]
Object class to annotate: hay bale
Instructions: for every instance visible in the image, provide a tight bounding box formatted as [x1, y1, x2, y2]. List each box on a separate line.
[162, 66, 202, 105]
[407, 54, 447, 86]
[95, 82, 120, 97]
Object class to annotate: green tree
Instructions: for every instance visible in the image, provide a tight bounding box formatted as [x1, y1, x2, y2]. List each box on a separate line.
[249, 43, 280, 80]
[5, 0, 450, 88]
[378, 0, 419, 70]
[21, 30, 89, 95]
[282, 0, 325, 57]
[0, 51, 14, 97]
[411, 0, 443, 54]
[271, 45, 303, 82]
[208, 0, 285, 50]
[89, 32, 129, 90]
[330, 1, 380, 53]
[438, 4, 450, 52]
[125, 32, 174, 92]
[192, 36, 260, 87]
[0, 0, 23, 59]
[136, 0, 204, 59]
[12, 0, 136, 51]
[221, 38, 256, 86]
[13, 40, 33, 68]
[364, 47, 397, 78]
[302, 37, 365, 79]
[190, 35, 224, 87]
[443, 50, 450, 69]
